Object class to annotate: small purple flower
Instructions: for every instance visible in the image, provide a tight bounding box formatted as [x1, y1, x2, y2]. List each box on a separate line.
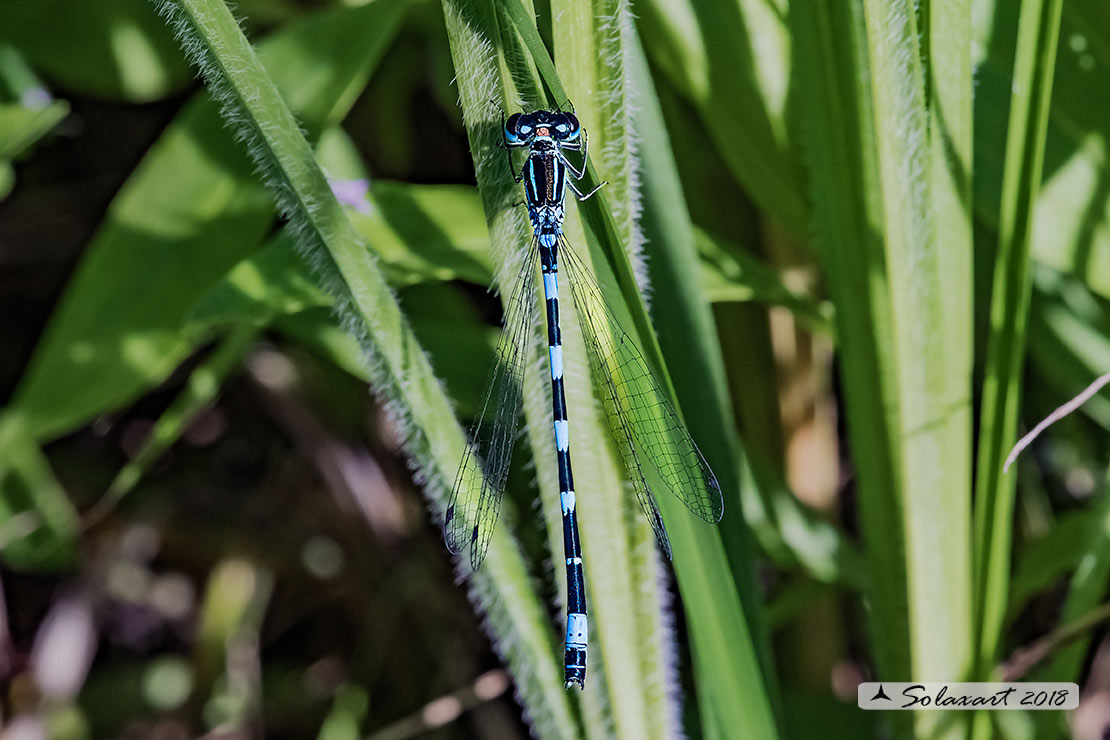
[21, 87, 52, 110]
[329, 177, 372, 214]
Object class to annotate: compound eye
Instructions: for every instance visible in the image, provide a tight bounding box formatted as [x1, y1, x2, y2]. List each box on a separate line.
[504, 113, 524, 143]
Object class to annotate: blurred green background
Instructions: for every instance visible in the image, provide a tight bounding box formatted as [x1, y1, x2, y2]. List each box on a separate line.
[1, 0, 1109, 738]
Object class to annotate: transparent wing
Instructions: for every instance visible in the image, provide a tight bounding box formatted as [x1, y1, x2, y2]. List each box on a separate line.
[445, 240, 540, 570]
[560, 239, 723, 559]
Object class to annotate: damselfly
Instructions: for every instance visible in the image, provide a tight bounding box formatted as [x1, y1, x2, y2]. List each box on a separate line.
[445, 108, 723, 689]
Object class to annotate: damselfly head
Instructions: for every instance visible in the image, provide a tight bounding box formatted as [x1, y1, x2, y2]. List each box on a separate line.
[505, 110, 581, 145]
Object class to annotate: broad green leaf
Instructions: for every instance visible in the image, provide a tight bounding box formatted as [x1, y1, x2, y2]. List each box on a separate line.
[399, 283, 498, 420]
[189, 233, 333, 328]
[7, 0, 404, 442]
[274, 309, 372, 384]
[0, 0, 192, 102]
[318, 125, 494, 287]
[351, 183, 493, 288]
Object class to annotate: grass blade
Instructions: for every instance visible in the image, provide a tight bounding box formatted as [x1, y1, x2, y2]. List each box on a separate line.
[972, 0, 1064, 680]
[154, 1, 582, 734]
[634, 0, 805, 231]
[791, 0, 910, 693]
[860, 2, 976, 735]
[972, 1, 1064, 737]
[500, 5, 780, 737]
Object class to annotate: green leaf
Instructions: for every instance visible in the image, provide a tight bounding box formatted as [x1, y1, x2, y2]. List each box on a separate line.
[1009, 502, 1110, 623]
[973, 0, 1064, 688]
[316, 685, 368, 740]
[0, 44, 69, 198]
[352, 182, 494, 288]
[791, 0, 911, 694]
[634, 0, 806, 231]
[399, 283, 498, 420]
[1027, 269, 1110, 431]
[189, 233, 333, 328]
[628, 27, 788, 730]
[975, 0, 1110, 302]
[0, 0, 192, 102]
[860, 6, 975, 738]
[7, 0, 404, 442]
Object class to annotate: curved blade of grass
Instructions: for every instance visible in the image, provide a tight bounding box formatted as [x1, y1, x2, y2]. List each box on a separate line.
[626, 26, 785, 724]
[500, 5, 779, 738]
[153, 1, 581, 736]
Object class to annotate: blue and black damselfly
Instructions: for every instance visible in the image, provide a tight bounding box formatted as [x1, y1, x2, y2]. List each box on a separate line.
[444, 108, 723, 689]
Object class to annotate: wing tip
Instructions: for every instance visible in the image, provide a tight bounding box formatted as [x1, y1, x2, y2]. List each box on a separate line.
[707, 471, 725, 523]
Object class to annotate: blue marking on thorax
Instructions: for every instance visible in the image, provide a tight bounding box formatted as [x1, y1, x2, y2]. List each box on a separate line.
[523, 148, 569, 248]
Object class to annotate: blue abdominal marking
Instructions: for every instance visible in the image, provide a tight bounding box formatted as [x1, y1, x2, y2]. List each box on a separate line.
[444, 107, 724, 690]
